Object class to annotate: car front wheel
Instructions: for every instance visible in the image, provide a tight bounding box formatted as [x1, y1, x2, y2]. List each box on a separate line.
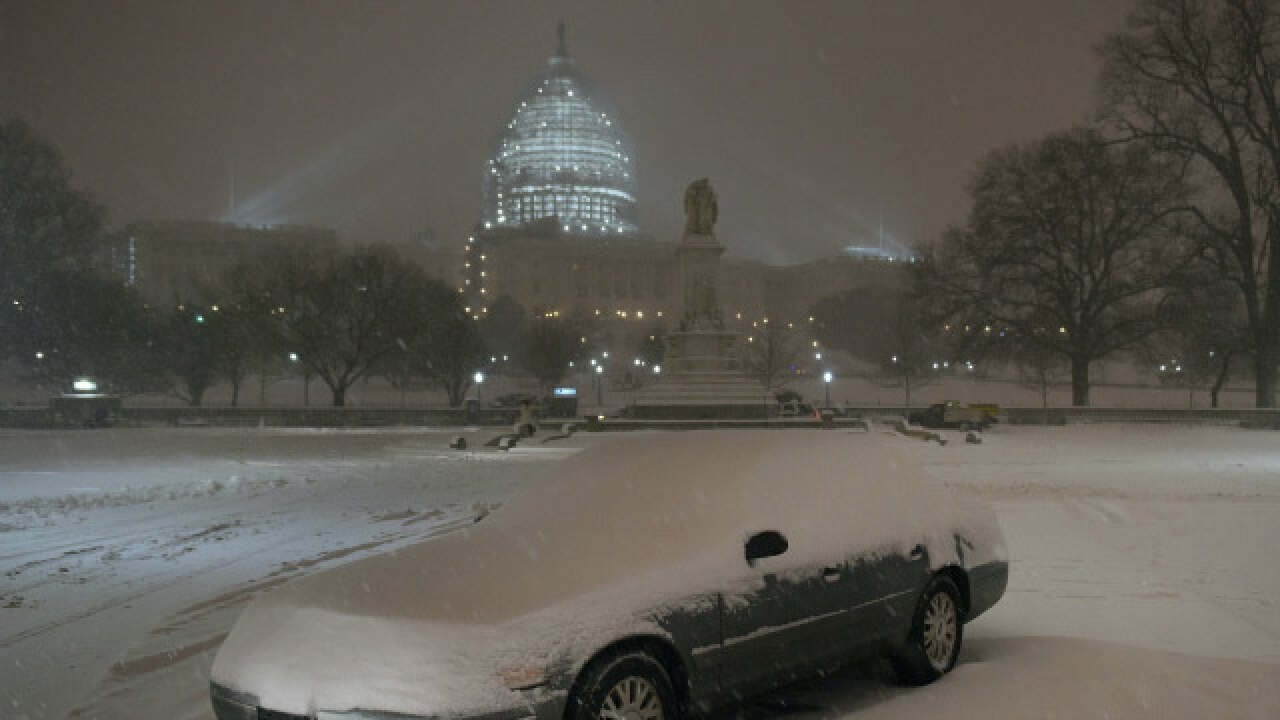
[571, 650, 679, 720]
[893, 574, 964, 684]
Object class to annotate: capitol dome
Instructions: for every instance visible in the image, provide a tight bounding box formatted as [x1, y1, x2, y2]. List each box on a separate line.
[482, 26, 639, 235]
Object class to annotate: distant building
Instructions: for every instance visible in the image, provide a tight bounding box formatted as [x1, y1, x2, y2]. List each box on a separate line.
[108, 221, 340, 307]
[481, 26, 639, 236]
[462, 25, 677, 342]
[462, 26, 906, 348]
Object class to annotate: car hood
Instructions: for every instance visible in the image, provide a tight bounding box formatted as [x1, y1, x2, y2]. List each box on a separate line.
[211, 516, 732, 717]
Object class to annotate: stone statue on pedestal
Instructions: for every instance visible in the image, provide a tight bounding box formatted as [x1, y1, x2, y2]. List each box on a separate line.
[683, 178, 718, 236]
[632, 177, 766, 417]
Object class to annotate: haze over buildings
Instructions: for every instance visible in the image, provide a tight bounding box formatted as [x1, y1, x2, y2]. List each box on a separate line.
[0, 1, 1131, 265]
[120, 25, 909, 327]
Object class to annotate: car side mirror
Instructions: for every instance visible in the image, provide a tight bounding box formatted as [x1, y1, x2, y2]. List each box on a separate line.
[745, 530, 789, 567]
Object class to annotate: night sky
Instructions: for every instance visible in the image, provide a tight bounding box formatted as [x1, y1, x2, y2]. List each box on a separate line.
[1, 1, 1132, 264]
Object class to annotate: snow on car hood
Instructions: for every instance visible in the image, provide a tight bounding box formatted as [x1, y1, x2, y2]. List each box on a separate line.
[212, 429, 1005, 716]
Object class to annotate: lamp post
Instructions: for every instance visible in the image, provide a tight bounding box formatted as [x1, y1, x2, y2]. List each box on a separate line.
[595, 364, 604, 406]
[289, 352, 310, 407]
[822, 370, 833, 409]
[474, 371, 485, 404]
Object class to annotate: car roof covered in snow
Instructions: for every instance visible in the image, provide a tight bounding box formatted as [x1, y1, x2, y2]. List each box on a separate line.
[250, 430, 951, 625]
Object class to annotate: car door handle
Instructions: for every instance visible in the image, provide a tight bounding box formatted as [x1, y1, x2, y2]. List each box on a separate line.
[910, 544, 926, 560]
[822, 567, 841, 582]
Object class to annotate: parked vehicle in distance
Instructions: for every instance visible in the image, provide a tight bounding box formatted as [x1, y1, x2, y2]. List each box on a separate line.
[777, 399, 815, 418]
[774, 390, 814, 418]
[909, 401, 997, 430]
[210, 430, 1007, 720]
[489, 393, 541, 408]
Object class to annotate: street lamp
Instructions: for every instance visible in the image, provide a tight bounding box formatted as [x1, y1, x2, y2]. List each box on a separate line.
[474, 371, 485, 403]
[822, 370, 833, 409]
[595, 364, 604, 406]
[289, 352, 310, 406]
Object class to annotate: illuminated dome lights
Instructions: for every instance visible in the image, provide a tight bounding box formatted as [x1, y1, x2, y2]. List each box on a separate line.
[482, 25, 638, 235]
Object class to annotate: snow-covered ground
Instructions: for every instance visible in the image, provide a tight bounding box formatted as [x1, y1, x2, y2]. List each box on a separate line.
[1, 424, 1277, 719]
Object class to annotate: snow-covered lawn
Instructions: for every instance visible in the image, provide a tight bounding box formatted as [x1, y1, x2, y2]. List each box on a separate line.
[1, 424, 1277, 719]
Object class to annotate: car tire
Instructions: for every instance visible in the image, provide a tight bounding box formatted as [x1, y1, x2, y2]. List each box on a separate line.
[571, 650, 680, 720]
[893, 574, 964, 685]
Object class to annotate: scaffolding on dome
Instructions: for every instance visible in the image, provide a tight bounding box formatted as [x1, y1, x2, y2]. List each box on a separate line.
[481, 25, 639, 236]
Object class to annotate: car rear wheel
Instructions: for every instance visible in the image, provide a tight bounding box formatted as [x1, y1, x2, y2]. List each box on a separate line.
[571, 650, 679, 720]
[893, 574, 963, 685]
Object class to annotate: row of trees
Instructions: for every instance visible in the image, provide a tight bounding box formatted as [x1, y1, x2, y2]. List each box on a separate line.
[808, 0, 1277, 409]
[0, 116, 612, 407]
[5, 1, 1276, 408]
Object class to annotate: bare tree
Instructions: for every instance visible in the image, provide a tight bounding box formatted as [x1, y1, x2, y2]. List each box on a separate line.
[920, 126, 1187, 406]
[811, 286, 937, 407]
[1012, 334, 1069, 409]
[741, 320, 801, 391]
[520, 317, 586, 395]
[0, 118, 103, 304]
[154, 305, 223, 406]
[10, 267, 159, 394]
[257, 246, 433, 407]
[1142, 267, 1250, 407]
[1101, 0, 1280, 407]
[414, 301, 488, 408]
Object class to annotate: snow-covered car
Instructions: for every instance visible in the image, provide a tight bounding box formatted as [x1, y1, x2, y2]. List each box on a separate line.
[209, 430, 1008, 720]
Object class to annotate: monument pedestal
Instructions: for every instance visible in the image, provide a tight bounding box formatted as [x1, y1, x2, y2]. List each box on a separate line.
[632, 328, 770, 418]
[630, 225, 767, 418]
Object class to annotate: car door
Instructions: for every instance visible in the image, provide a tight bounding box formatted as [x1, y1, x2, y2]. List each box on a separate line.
[713, 529, 856, 696]
[845, 542, 932, 646]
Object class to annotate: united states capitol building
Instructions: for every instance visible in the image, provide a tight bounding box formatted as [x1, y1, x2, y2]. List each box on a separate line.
[459, 27, 907, 338]
[117, 27, 907, 337]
